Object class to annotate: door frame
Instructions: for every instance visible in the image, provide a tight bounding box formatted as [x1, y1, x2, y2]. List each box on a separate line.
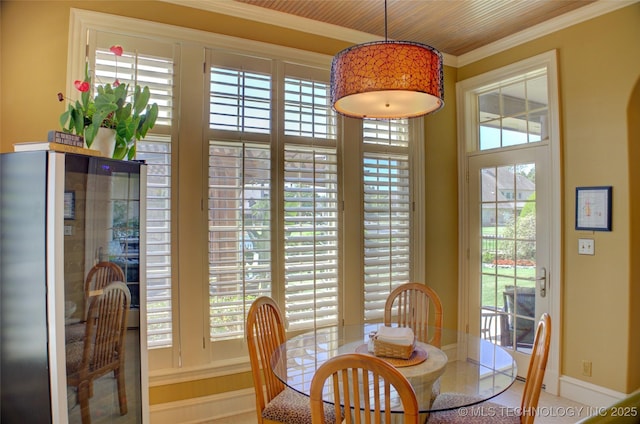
[456, 50, 562, 394]
[468, 146, 549, 376]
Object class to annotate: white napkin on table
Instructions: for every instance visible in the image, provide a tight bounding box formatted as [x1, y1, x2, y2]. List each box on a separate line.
[375, 326, 415, 346]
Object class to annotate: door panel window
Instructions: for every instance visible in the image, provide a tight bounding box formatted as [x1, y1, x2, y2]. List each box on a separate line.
[479, 164, 536, 353]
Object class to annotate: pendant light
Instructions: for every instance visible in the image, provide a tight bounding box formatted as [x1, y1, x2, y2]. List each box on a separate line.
[330, 0, 444, 119]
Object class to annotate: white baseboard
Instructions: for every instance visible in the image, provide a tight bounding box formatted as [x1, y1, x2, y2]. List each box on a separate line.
[559, 376, 627, 408]
[543, 369, 560, 395]
[150, 388, 256, 424]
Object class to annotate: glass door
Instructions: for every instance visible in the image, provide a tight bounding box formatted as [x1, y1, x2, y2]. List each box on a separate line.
[460, 55, 560, 380]
[63, 154, 145, 423]
[468, 146, 549, 375]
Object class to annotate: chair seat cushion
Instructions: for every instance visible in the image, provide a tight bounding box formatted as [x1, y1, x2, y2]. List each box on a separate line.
[262, 387, 340, 424]
[65, 322, 86, 343]
[428, 393, 519, 424]
[65, 341, 84, 374]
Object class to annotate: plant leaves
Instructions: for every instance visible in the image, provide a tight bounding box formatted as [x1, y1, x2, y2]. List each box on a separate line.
[71, 107, 84, 135]
[84, 123, 99, 147]
[60, 106, 71, 130]
[133, 85, 150, 115]
[127, 143, 137, 160]
[112, 143, 127, 160]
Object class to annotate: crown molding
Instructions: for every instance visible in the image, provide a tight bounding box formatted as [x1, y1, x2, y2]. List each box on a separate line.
[162, 0, 636, 69]
[159, 0, 458, 66]
[163, 0, 376, 43]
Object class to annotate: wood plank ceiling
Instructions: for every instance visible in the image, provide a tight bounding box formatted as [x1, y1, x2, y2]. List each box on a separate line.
[233, 0, 597, 56]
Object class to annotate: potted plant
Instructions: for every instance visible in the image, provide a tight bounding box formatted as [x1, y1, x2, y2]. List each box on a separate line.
[58, 45, 158, 160]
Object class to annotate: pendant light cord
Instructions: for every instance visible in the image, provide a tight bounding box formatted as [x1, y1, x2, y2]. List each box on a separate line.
[384, 0, 388, 41]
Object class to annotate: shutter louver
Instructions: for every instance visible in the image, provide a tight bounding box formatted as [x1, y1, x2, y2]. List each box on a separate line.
[209, 67, 271, 134]
[284, 145, 339, 331]
[95, 46, 175, 348]
[136, 135, 173, 348]
[362, 120, 412, 321]
[208, 142, 272, 340]
[284, 77, 336, 139]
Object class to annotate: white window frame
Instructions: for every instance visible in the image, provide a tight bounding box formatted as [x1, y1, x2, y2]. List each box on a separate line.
[67, 8, 425, 382]
[456, 50, 561, 394]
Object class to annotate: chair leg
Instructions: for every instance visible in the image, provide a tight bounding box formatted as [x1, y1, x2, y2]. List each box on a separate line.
[116, 366, 128, 415]
[78, 381, 92, 424]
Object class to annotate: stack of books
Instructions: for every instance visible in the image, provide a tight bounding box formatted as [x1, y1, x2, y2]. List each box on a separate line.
[47, 130, 84, 147]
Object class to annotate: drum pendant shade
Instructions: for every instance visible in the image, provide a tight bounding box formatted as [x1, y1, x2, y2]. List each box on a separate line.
[331, 40, 444, 119]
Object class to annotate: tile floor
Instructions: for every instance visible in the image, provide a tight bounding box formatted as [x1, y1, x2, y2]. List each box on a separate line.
[492, 380, 590, 423]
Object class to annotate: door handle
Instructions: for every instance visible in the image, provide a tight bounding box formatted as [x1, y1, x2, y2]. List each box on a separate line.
[537, 267, 547, 298]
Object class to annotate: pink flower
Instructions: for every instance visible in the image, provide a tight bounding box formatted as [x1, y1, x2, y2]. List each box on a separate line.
[110, 45, 123, 56]
[74, 80, 90, 92]
[113, 79, 121, 87]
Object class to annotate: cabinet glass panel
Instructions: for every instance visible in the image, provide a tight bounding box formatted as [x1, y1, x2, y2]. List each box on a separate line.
[63, 155, 143, 423]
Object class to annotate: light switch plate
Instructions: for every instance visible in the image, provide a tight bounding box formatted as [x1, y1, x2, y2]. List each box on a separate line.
[578, 238, 594, 255]
[64, 225, 73, 236]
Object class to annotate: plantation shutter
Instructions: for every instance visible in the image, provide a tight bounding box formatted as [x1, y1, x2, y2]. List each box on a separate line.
[282, 68, 339, 331]
[284, 76, 336, 139]
[208, 52, 272, 135]
[136, 135, 173, 348]
[93, 34, 176, 349]
[283, 145, 339, 330]
[208, 142, 272, 340]
[362, 119, 412, 321]
[208, 52, 273, 341]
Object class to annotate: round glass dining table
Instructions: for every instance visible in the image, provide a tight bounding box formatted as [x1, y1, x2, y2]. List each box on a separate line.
[270, 324, 517, 413]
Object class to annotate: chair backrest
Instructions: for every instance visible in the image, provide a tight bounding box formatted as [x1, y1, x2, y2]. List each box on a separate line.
[246, 296, 287, 419]
[86, 261, 126, 294]
[520, 313, 551, 424]
[384, 282, 443, 347]
[82, 281, 131, 377]
[309, 353, 419, 424]
[84, 262, 126, 318]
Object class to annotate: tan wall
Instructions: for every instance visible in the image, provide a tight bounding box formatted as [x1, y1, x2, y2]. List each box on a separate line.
[1, 0, 638, 405]
[459, 4, 640, 393]
[424, 65, 459, 339]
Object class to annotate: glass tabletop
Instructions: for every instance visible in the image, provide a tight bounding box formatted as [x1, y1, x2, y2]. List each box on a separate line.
[271, 324, 517, 413]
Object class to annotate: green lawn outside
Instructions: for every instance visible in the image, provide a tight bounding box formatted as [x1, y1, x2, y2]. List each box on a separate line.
[480, 264, 536, 309]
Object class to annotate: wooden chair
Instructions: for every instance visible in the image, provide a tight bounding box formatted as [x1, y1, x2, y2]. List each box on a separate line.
[309, 352, 419, 424]
[428, 313, 552, 424]
[85, 261, 126, 308]
[384, 282, 443, 348]
[66, 281, 131, 424]
[66, 261, 126, 344]
[247, 296, 335, 424]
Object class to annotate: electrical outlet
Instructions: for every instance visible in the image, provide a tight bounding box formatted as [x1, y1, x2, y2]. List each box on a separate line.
[582, 360, 592, 376]
[64, 225, 73, 236]
[578, 238, 594, 255]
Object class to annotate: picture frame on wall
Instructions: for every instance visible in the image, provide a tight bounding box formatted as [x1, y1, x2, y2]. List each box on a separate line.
[575, 186, 612, 231]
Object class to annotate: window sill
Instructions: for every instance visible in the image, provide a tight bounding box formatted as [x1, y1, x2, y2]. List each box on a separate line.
[149, 355, 251, 387]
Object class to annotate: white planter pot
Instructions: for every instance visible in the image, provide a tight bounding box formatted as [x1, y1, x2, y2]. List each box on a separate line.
[87, 127, 116, 158]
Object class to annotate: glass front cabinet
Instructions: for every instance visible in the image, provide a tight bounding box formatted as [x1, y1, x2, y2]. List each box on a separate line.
[0, 151, 149, 423]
